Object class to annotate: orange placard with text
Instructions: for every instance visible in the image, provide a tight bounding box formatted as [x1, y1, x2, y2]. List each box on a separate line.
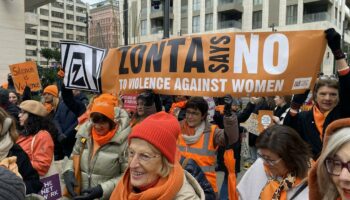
[9, 61, 41, 94]
[101, 30, 326, 97]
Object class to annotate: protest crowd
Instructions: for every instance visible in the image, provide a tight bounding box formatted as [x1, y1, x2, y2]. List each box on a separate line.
[1, 28, 350, 200]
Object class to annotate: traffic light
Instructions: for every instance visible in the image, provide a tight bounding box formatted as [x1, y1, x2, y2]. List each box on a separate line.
[151, 0, 161, 9]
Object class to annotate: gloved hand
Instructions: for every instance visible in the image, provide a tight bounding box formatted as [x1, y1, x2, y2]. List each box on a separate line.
[223, 94, 233, 116]
[22, 86, 32, 101]
[63, 171, 77, 197]
[290, 90, 310, 111]
[73, 185, 103, 200]
[139, 89, 154, 106]
[325, 28, 345, 60]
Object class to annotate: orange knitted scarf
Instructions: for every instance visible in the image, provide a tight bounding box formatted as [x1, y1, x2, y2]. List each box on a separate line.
[91, 126, 117, 146]
[110, 162, 184, 200]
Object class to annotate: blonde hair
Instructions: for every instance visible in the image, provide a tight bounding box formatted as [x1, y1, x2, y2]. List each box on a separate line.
[0, 108, 18, 142]
[317, 127, 350, 200]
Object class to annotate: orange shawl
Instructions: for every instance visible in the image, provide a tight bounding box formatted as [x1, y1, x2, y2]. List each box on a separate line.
[110, 162, 184, 200]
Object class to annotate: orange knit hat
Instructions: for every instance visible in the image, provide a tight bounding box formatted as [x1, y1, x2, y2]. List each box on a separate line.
[90, 94, 118, 121]
[43, 85, 58, 97]
[128, 111, 181, 163]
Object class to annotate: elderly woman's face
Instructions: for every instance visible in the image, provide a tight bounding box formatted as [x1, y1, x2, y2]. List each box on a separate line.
[258, 148, 288, 177]
[128, 139, 162, 188]
[331, 142, 350, 200]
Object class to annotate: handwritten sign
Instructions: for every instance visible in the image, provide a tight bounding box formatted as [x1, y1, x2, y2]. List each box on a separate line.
[39, 174, 62, 200]
[9, 61, 41, 94]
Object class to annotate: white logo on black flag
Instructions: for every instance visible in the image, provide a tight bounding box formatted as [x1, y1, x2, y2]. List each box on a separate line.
[61, 41, 106, 93]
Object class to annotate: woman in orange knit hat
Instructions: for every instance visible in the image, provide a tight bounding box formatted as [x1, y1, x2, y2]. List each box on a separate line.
[42, 85, 59, 117]
[309, 118, 350, 200]
[110, 112, 205, 200]
[62, 93, 131, 200]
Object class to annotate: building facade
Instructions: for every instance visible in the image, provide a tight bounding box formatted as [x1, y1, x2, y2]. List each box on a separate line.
[25, 0, 88, 66]
[89, 0, 121, 49]
[0, 0, 55, 83]
[121, 0, 350, 75]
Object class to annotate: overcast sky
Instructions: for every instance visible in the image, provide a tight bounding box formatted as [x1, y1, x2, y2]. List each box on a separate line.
[81, 0, 103, 5]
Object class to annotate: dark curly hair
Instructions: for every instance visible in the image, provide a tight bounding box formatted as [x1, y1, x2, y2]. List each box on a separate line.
[23, 112, 57, 141]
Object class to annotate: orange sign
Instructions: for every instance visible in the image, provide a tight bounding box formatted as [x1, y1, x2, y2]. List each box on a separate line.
[100, 30, 326, 97]
[9, 61, 42, 94]
[258, 110, 274, 133]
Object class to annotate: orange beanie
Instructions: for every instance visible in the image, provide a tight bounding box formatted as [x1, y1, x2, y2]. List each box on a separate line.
[90, 94, 118, 121]
[43, 85, 58, 97]
[128, 112, 181, 163]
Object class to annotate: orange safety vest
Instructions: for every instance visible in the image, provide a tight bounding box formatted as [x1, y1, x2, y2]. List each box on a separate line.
[177, 125, 218, 192]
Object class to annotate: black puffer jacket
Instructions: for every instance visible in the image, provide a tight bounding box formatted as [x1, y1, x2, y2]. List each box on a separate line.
[180, 156, 216, 200]
[7, 144, 43, 194]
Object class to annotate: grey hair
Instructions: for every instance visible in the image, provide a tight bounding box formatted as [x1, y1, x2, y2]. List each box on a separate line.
[317, 127, 350, 200]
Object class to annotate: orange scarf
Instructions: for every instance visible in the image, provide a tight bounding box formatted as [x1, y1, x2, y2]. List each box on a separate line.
[180, 121, 195, 136]
[313, 106, 330, 140]
[215, 105, 225, 115]
[91, 126, 117, 146]
[259, 165, 302, 200]
[110, 162, 184, 200]
[169, 101, 187, 114]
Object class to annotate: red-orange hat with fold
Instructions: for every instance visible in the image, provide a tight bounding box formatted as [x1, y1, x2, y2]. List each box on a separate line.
[128, 111, 181, 163]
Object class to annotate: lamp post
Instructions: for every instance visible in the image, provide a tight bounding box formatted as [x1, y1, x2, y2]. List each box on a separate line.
[84, 11, 92, 44]
[124, 0, 128, 45]
[152, 0, 170, 39]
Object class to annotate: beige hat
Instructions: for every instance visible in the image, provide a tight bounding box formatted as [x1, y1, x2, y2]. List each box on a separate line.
[19, 100, 48, 117]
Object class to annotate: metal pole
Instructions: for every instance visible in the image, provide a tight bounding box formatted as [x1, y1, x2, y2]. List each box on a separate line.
[124, 0, 128, 45]
[163, 0, 170, 39]
[86, 12, 89, 44]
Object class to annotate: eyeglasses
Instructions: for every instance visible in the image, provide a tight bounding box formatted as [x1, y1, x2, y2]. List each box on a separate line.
[257, 152, 282, 166]
[317, 73, 338, 81]
[127, 148, 160, 163]
[325, 158, 350, 176]
[185, 110, 202, 117]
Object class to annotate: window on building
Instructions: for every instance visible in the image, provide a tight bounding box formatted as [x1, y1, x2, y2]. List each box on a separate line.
[66, 14, 74, 21]
[76, 26, 85, 32]
[51, 42, 59, 48]
[52, 22, 64, 29]
[40, 40, 49, 47]
[192, 16, 200, 33]
[253, 0, 262, 5]
[40, 19, 49, 26]
[51, 31, 63, 38]
[66, 34, 74, 40]
[205, 14, 213, 31]
[40, 30, 49, 37]
[66, 4, 74, 11]
[52, 11, 64, 19]
[76, 35, 86, 42]
[335, 7, 338, 21]
[66, 24, 74, 30]
[193, 0, 200, 12]
[40, 9, 49, 16]
[181, 0, 187, 13]
[252, 10, 262, 29]
[76, 6, 86, 13]
[26, 39, 37, 46]
[26, 50, 37, 56]
[286, 4, 297, 25]
[141, 20, 147, 35]
[52, 2, 64, 9]
[205, 0, 213, 10]
[25, 28, 37, 35]
[181, 17, 188, 34]
[76, 16, 86, 23]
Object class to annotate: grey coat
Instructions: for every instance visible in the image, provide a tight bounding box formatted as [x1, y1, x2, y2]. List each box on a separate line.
[63, 107, 131, 200]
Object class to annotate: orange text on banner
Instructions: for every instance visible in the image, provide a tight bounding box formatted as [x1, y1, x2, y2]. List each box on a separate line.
[9, 61, 42, 94]
[101, 30, 326, 97]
